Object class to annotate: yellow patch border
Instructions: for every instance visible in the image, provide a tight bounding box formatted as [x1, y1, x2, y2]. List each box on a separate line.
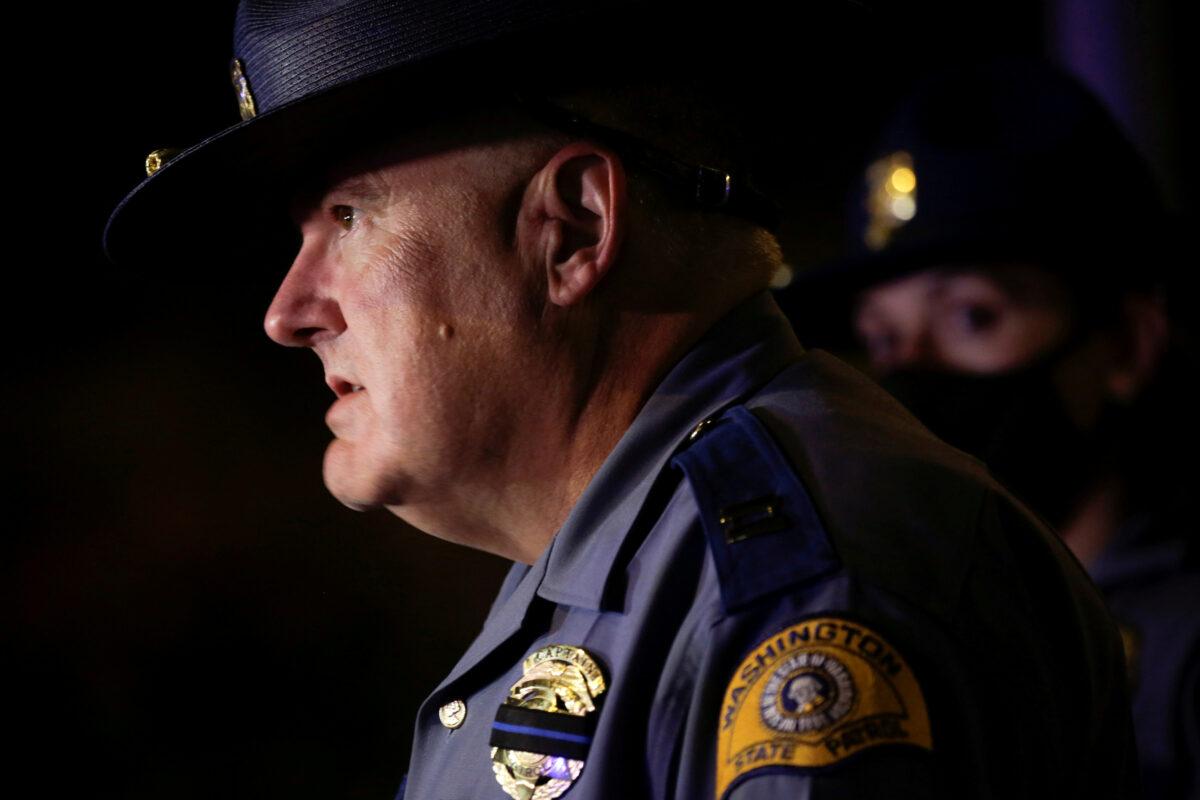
[716, 616, 932, 799]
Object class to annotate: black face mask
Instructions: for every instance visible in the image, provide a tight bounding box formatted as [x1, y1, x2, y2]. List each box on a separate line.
[881, 346, 1118, 528]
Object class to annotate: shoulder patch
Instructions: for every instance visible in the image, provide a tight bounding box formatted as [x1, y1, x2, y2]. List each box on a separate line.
[716, 617, 932, 799]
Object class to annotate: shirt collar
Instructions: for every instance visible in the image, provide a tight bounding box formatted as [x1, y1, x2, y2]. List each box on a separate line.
[534, 291, 805, 611]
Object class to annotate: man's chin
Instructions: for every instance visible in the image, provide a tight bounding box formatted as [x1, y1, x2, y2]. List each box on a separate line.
[322, 444, 400, 512]
[330, 492, 376, 512]
[323, 473, 382, 512]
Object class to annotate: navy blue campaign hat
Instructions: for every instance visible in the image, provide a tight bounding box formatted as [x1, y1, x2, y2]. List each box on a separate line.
[103, 0, 810, 265]
[781, 57, 1172, 342]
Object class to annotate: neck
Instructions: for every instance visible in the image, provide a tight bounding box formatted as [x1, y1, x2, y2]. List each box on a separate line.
[492, 280, 772, 563]
[1059, 473, 1126, 569]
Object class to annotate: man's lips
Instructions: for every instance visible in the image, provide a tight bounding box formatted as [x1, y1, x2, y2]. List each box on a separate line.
[325, 378, 365, 435]
[326, 375, 366, 398]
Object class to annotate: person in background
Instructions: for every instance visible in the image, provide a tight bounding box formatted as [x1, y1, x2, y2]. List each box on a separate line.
[785, 57, 1199, 799]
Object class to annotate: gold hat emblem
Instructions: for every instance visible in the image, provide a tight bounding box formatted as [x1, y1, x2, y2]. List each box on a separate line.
[230, 58, 257, 121]
[491, 644, 607, 800]
[864, 151, 917, 251]
[145, 148, 181, 176]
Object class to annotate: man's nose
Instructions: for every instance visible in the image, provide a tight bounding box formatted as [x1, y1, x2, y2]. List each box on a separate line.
[263, 250, 346, 347]
[876, 325, 939, 375]
[898, 327, 936, 368]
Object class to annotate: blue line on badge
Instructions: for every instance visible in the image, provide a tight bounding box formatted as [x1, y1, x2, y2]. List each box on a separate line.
[491, 721, 593, 745]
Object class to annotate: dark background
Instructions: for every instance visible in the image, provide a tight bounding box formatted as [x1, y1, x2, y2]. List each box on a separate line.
[8, 2, 1194, 798]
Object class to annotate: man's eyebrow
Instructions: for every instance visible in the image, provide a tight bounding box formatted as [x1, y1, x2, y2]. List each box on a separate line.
[329, 173, 390, 204]
[285, 171, 390, 225]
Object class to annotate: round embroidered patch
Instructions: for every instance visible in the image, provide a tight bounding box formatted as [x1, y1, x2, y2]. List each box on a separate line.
[716, 617, 932, 799]
[760, 651, 855, 734]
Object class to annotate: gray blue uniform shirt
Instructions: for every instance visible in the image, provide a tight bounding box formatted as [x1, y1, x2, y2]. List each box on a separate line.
[400, 292, 1137, 800]
[1092, 509, 1200, 800]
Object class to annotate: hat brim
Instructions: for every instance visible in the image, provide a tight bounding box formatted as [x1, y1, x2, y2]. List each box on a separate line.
[103, 46, 511, 267]
[102, 3, 713, 267]
[105, 2, 878, 268]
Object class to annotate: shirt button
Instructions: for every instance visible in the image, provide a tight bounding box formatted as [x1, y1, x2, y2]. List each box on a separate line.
[438, 699, 467, 729]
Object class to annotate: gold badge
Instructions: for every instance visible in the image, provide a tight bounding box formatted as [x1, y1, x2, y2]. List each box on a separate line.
[863, 151, 917, 251]
[230, 58, 257, 121]
[491, 644, 607, 800]
[716, 617, 931, 798]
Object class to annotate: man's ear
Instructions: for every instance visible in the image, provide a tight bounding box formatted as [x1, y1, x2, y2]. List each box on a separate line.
[521, 142, 627, 307]
[1105, 293, 1170, 402]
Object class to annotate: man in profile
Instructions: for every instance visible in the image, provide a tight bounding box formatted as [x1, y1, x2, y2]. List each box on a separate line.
[106, 4, 1139, 798]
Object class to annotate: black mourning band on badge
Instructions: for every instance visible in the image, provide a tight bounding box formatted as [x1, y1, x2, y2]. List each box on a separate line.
[513, 94, 781, 232]
[490, 703, 596, 760]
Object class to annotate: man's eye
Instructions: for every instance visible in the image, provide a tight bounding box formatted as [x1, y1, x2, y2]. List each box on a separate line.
[950, 303, 999, 334]
[331, 205, 357, 231]
[936, 299, 1003, 340]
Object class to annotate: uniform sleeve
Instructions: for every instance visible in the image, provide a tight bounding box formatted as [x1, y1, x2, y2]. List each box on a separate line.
[666, 405, 949, 800]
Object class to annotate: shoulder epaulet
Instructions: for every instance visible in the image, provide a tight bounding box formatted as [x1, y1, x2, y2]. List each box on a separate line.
[670, 405, 840, 613]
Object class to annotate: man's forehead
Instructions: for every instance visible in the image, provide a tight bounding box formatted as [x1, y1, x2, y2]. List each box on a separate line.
[859, 263, 1062, 302]
[285, 109, 536, 221]
[936, 263, 1073, 305]
[855, 270, 944, 312]
[321, 169, 391, 203]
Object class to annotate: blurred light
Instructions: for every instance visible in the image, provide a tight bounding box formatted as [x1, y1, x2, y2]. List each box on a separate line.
[890, 167, 917, 194]
[864, 150, 916, 251]
[770, 263, 795, 288]
[890, 196, 916, 220]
